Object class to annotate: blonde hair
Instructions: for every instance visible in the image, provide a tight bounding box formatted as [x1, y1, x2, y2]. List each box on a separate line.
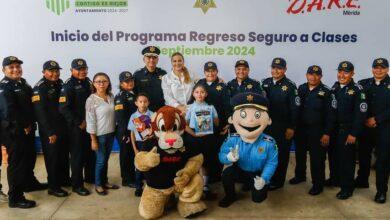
[171, 52, 191, 84]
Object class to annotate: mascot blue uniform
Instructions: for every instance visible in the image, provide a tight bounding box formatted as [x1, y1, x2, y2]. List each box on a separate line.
[218, 92, 278, 207]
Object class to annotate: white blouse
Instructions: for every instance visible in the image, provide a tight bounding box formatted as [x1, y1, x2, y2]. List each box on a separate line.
[85, 94, 115, 136]
[161, 70, 198, 108]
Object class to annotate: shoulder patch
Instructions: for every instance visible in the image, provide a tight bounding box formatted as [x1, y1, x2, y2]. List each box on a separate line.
[355, 83, 363, 90]
[32, 95, 40, 102]
[115, 104, 124, 110]
[59, 96, 66, 103]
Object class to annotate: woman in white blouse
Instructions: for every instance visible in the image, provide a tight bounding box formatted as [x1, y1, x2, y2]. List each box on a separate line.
[161, 52, 197, 115]
[86, 72, 119, 195]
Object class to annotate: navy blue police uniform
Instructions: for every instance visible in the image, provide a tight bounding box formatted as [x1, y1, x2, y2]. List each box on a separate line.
[261, 58, 300, 189]
[331, 61, 367, 199]
[59, 59, 95, 194]
[133, 46, 167, 112]
[360, 58, 390, 203]
[32, 61, 70, 195]
[114, 71, 137, 186]
[291, 65, 336, 194]
[0, 56, 43, 207]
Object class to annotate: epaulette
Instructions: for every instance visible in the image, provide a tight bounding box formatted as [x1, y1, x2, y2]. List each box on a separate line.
[262, 135, 275, 143]
[34, 79, 45, 88]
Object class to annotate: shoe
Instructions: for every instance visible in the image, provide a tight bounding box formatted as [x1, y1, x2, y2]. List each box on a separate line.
[308, 186, 323, 196]
[48, 188, 69, 197]
[95, 187, 108, 196]
[336, 190, 353, 200]
[289, 177, 306, 185]
[0, 191, 8, 203]
[72, 187, 90, 196]
[104, 184, 120, 190]
[354, 179, 369, 188]
[9, 199, 36, 209]
[24, 182, 49, 192]
[122, 180, 136, 188]
[218, 196, 237, 208]
[135, 188, 143, 197]
[374, 192, 386, 204]
[203, 190, 218, 201]
[269, 184, 283, 191]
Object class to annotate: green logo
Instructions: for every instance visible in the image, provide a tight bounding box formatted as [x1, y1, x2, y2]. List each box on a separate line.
[46, 0, 70, 15]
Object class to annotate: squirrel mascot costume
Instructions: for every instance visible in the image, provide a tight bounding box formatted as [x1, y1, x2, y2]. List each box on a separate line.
[135, 106, 207, 219]
[218, 92, 278, 207]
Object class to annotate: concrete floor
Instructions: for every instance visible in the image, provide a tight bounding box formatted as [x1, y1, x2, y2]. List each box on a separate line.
[0, 153, 389, 220]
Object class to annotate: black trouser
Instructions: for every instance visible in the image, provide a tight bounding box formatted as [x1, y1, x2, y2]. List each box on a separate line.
[69, 126, 95, 188]
[295, 125, 326, 188]
[209, 133, 226, 182]
[267, 122, 292, 187]
[375, 124, 390, 193]
[327, 133, 339, 184]
[24, 131, 40, 188]
[116, 131, 135, 184]
[356, 127, 375, 183]
[39, 128, 68, 190]
[0, 144, 2, 191]
[222, 165, 268, 203]
[336, 125, 356, 192]
[5, 130, 29, 202]
[58, 136, 71, 186]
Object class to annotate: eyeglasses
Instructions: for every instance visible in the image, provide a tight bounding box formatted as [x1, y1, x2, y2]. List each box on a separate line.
[94, 80, 109, 84]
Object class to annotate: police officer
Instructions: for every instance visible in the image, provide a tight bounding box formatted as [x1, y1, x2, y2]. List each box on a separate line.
[196, 62, 231, 182]
[133, 46, 167, 112]
[261, 58, 300, 190]
[331, 61, 367, 200]
[0, 56, 42, 208]
[32, 60, 69, 197]
[0, 93, 8, 203]
[114, 71, 137, 187]
[360, 58, 390, 203]
[355, 76, 376, 189]
[59, 58, 95, 196]
[289, 65, 336, 195]
[227, 60, 264, 98]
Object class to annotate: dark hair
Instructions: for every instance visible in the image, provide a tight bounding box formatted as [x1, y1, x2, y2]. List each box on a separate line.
[135, 92, 149, 101]
[91, 72, 112, 96]
[187, 83, 210, 105]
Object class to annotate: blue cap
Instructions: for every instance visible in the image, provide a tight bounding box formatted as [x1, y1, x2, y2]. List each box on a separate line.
[231, 92, 269, 112]
[2, 56, 23, 67]
[71, 58, 88, 70]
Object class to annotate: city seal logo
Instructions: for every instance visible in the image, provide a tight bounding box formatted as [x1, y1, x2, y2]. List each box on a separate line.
[194, 0, 216, 14]
[46, 0, 70, 15]
[50, 61, 57, 67]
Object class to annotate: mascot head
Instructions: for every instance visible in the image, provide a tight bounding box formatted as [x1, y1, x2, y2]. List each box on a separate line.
[151, 106, 186, 154]
[228, 92, 272, 143]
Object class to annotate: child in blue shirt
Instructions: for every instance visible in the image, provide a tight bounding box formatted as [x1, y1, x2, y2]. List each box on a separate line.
[185, 84, 219, 200]
[128, 93, 154, 197]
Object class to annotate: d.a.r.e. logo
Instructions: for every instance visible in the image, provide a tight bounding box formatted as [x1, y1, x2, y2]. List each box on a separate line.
[287, 0, 361, 15]
[46, 0, 70, 15]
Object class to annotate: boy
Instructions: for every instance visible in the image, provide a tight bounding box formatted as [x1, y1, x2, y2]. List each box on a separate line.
[128, 93, 154, 197]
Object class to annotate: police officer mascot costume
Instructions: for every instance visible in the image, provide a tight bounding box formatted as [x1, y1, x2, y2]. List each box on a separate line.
[218, 92, 278, 208]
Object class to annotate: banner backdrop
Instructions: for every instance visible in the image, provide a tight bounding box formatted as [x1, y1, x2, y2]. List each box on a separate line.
[1, 0, 389, 89]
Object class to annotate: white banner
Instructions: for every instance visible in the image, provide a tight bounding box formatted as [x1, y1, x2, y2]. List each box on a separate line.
[0, 0, 389, 90]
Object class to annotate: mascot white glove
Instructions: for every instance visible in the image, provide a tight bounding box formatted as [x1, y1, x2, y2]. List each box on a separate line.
[254, 176, 266, 190]
[227, 145, 239, 162]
